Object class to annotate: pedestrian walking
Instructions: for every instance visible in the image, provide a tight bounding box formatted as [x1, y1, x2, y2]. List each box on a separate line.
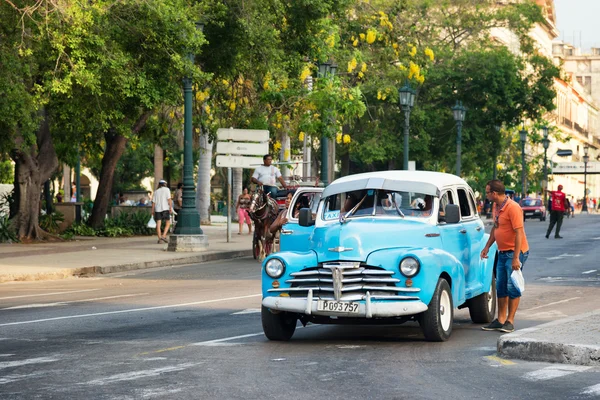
[250, 154, 287, 198]
[152, 179, 173, 243]
[173, 183, 183, 222]
[480, 179, 529, 333]
[546, 184, 567, 239]
[235, 188, 252, 235]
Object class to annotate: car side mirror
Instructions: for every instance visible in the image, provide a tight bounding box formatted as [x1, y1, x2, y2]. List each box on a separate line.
[298, 208, 314, 227]
[444, 204, 460, 224]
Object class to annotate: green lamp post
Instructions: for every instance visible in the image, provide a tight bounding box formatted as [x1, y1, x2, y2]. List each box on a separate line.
[318, 61, 337, 186]
[174, 21, 204, 235]
[519, 125, 528, 200]
[398, 82, 416, 170]
[451, 101, 467, 176]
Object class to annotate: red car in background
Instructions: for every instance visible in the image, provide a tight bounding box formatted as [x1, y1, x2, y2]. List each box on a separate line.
[520, 197, 546, 221]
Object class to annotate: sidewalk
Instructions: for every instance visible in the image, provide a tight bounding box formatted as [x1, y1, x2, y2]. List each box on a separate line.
[0, 219, 254, 283]
[498, 310, 600, 366]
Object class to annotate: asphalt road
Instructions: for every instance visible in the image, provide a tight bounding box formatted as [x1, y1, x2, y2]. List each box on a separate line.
[0, 215, 599, 400]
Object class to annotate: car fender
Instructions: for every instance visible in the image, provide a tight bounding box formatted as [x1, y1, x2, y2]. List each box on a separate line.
[476, 235, 498, 296]
[261, 251, 318, 296]
[366, 247, 465, 307]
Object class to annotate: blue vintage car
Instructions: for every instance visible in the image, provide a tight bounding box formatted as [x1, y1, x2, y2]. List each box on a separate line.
[261, 171, 498, 341]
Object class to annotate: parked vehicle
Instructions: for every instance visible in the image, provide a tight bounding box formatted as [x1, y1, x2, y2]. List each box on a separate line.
[261, 171, 497, 342]
[520, 197, 546, 221]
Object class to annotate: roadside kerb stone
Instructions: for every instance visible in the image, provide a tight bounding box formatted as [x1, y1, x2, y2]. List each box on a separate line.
[498, 310, 600, 366]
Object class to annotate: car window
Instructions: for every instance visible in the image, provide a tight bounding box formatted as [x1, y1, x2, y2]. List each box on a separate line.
[468, 191, 478, 216]
[322, 189, 433, 220]
[290, 192, 319, 220]
[521, 199, 542, 207]
[457, 188, 472, 218]
[439, 190, 454, 214]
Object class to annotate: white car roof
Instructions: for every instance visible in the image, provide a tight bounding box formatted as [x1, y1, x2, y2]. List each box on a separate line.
[323, 170, 467, 198]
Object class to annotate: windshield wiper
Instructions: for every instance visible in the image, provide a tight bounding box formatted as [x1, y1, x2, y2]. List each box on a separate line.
[339, 193, 368, 224]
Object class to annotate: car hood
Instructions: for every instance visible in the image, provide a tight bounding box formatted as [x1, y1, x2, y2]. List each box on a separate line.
[311, 218, 435, 263]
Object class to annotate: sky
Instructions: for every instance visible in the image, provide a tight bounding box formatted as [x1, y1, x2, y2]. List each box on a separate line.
[554, 0, 600, 51]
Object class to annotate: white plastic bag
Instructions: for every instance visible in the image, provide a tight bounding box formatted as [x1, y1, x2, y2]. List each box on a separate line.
[147, 215, 156, 229]
[511, 268, 525, 294]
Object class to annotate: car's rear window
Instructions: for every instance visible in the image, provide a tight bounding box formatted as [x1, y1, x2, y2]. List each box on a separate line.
[521, 199, 542, 207]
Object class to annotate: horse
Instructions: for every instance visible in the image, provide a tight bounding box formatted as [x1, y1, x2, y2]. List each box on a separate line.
[248, 186, 280, 261]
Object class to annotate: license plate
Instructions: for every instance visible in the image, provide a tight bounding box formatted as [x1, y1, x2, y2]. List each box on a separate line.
[317, 300, 360, 314]
[525, 212, 533, 215]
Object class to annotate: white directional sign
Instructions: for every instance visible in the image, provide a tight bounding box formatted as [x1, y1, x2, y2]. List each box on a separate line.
[552, 162, 600, 174]
[216, 141, 268, 156]
[215, 128, 270, 169]
[216, 155, 263, 169]
[216, 128, 269, 142]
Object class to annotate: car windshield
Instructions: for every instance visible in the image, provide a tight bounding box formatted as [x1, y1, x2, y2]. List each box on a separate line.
[322, 189, 433, 221]
[521, 199, 542, 207]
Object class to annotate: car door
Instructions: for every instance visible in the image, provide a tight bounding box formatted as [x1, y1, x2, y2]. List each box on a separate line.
[437, 188, 470, 273]
[456, 187, 485, 295]
[279, 188, 323, 252]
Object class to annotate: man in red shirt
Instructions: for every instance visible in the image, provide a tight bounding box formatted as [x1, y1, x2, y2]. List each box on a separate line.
[546, 184, 567, 239]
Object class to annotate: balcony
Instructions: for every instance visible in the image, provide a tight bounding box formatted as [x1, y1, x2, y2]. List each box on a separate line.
[561, 118, 573, 129]
[574, 122, 588, 135]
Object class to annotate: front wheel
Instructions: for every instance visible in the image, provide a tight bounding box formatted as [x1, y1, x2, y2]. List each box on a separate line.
[261, 305, 297, 341]
[419, 278, 453, 342]
[468, 274, 496, 323]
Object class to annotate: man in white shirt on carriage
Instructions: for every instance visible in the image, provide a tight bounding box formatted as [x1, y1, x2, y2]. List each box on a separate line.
[251, 154, 287, 198]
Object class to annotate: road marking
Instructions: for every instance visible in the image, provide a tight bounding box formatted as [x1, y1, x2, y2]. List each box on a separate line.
[138, 346, 187, 356]
[192, 332, 264, 346]
[582, 270, 597, 274]
[547, 253, 582, 260]
[0, 354, 14, 357]
[82, 363, 201, 385]
[231, 308, 261, 315]
[0, 357, 59, 370]
[522, 297, 581, 312]
[0, 294, 261, 327]
[524, 365, 591, 381]
[485, 355, 515, 365]
[0, 293, 149, 310]
[0, 372, 45, 385]
[581, 383, 600, 396]
[0, 289, 100, 300]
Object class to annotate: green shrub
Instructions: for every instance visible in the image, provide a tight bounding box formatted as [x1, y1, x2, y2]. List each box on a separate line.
[66, 223, 96, 237]
[98, 226, 133, 237]
[39, 211, 65, 234]
[0, 215, 17, 243]
[104, 210, 153, 236]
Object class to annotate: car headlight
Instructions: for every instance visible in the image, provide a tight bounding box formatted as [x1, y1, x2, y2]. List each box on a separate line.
[400, 257, 420, 277]
[265, 258, 285, 278]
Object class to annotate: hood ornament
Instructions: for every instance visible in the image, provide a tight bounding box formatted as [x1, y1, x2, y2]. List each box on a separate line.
[328, 246, 353, 252]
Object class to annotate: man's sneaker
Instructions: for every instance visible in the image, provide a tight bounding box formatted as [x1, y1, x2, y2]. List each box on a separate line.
[499, 321, 515, 333]
[555, 235, 563, 239]
[482, 319, 503, 331]
[545, 234, 549, 239]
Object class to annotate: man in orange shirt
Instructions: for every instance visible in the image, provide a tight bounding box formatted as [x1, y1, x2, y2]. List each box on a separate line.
[480, 179, 529, 333]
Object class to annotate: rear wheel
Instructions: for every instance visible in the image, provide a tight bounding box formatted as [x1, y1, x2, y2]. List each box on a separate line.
[468, 274, 496, 323]
[261, 305, 297, 341]
[419, 278, 453, 342]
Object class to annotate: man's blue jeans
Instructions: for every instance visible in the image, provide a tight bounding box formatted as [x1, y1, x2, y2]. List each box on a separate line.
[496, 250, 529, 299]
[263, 185, 278, 198]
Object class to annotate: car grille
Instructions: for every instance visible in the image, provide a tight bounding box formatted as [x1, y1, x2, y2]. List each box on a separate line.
[267, 262, 420, 301]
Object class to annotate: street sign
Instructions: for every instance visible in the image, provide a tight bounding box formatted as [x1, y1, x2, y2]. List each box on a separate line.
[216, 141, 268, 156]
[216, 128, 269, 142]
[556, 149, 573, 157]
[552, 162, 600, 174]
[216, 155, 263, 169]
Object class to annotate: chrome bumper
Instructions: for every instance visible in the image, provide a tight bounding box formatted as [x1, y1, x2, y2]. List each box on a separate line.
[262, 291, 428, 318]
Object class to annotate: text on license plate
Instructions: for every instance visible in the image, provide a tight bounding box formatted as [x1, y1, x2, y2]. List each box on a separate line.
[317, 300, 360, 314]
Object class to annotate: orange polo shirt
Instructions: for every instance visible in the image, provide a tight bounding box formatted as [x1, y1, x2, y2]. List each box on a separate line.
[494, 198, 529, 253]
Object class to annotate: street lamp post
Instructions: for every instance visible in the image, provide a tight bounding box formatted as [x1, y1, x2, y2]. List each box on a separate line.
[519, 125, 528, 200]
[582, 145, 590, 213]
[318, 61, 336, 186]
[542, 127, 550, 206]
[173, 21, 204, 236]
[452, 101, 467, 176]
[398, 82, 416, 170]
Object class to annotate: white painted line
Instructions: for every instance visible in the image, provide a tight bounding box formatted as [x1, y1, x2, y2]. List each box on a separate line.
[0, 372, 44, 385]
[0, 294, 261, 327]
[1, 293, 149, 310]
[82, 363, 201, 385]
[581, 383, 600, 396]
[0, 289, 100, 300]
[547, 253, 582, 260]
[522, 297, 581, 312]
[0, 357, 59, 370]
[524, 365, 591, 381]
[0, 354, 14, 357]
[192, 332, 264, 346]
[231, 308, 261, 315]
[582, 270, 597, 275]
[592, 237, 600, 240]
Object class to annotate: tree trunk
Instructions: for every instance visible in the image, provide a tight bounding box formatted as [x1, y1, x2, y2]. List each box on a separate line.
[89, 130, 127, 228]
[11, 109, 58, 241]
[153, 145, 163, 191]
[196, 129, 212, 224]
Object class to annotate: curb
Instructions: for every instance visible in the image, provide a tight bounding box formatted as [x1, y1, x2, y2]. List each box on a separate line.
[0, 249, 254, 283]
[498, 310, 600, 366]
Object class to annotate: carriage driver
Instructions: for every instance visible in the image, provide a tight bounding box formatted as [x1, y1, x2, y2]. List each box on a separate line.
[251, 154, 288, 198]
